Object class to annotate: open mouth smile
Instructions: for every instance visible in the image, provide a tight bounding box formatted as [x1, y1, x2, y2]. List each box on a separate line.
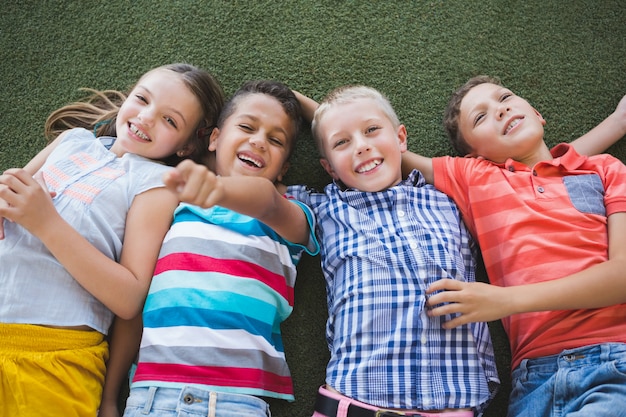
[356, 159, 382, 173]
[238, 152, 264, 168]
[130, 124, 151, 142]
[504, 117, 523, 135]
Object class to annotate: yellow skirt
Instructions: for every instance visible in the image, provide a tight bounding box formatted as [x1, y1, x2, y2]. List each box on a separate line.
[0, 323, 109, 417]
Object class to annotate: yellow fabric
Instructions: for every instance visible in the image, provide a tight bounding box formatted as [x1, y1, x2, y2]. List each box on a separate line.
[0, 323, 108, 417]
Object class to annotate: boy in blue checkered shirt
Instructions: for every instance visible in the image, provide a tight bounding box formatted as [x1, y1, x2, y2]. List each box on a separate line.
[287, 85, 499, 416]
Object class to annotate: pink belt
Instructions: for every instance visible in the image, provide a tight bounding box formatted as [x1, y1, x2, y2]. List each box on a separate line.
[313, 386, 474, 417]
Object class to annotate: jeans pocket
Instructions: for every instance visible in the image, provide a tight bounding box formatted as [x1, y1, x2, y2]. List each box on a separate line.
[609, 357, 626, 378]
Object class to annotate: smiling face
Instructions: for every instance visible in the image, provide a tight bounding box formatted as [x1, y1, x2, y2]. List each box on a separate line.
[209, 93, 294, 182]
[113, 68, 204, 159]
[317, 98, 407, 192]
[458, 82, 548, 164]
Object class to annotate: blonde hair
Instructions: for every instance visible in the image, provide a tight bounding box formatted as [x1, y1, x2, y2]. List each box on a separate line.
[311, 85, 400, 156]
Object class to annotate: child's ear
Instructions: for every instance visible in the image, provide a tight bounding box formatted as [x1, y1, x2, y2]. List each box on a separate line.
[176, 144, 194, 158]
[534, 108, 546, 126]
[208, 127, 220, 151]
[277, 161, 290, 183]
[320, 158, 339, 180]
[397, 124, 408, 152]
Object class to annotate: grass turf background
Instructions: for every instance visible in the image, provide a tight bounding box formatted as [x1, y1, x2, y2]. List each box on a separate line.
[1, 1, 624, 416]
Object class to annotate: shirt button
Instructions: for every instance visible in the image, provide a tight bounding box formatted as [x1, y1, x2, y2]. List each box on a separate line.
[410, 242, 418, 249]
[398, 210, 406, 217]
[537, 186, 545, 193]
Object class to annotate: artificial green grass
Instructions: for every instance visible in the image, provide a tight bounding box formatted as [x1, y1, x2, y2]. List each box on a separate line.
[1, 1, 624, 416]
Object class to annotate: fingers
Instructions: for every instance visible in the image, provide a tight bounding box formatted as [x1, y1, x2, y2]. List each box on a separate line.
[162, 169, 184, 192]
[426, 278, 463, 295]
[164, 160, 220, 207]
[33, 171, 50, 192]
[439, 315, 470, 329]
[0, 169, 32, 206]
[425, 279, 472, 329]
[0, 169, 56, 230]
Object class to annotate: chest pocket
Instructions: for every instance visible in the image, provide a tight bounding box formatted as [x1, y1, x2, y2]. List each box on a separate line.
[563, 174, 605, 216]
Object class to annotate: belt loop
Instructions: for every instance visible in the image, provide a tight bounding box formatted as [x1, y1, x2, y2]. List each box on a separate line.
[337, 399, 351, 417]
[601, 343, 611, 362]
[141, 386, 157, 414]
[208, 391, 217, 417]
[519, 358, 529, 382]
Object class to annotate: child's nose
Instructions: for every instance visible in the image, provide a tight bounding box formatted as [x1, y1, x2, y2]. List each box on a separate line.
[249, 134, 267, 150]
[138, 108, 156, 125]
[355, 136, 371, 154]
[496, 104, 511, 120]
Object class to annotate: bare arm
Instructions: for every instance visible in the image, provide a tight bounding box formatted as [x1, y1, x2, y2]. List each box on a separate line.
[292, 90, 319, 123]
[401, 151, 434, 184]
[23, 131, 67, 174]
[571, 95, 626, 156]
[99, 316, 143, 417]
[427, 211, 626, 328]
[0, 169, 177, 319]
[163, 160, 311, 246]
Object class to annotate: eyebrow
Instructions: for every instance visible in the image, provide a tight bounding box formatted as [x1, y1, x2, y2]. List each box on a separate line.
[238, 113, 289, 137]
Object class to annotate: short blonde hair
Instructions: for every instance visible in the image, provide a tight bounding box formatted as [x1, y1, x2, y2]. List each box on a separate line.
[311, 85, 400, 156]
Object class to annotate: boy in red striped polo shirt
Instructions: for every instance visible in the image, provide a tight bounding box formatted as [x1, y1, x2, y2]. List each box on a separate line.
[402, 76, 626, 417]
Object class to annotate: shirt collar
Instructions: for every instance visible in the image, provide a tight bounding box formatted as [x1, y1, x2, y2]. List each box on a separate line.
[501, 142, 587, 172]
[332, 169, 426, 192]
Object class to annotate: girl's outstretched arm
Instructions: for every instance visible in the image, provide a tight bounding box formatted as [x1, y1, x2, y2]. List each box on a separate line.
[571, 94, 626, 156]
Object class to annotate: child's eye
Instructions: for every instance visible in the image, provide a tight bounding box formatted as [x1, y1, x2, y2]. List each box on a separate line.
[473, 113, 485, 126]
[135, 94, 148, 104]
[269, 137, 284, 147]
[164, 116, 178, 128]
[500, 93, 512, 101]
[238, 124, 253, 132]
[365, 126, 380, 134]
[333, 138, 347, 148]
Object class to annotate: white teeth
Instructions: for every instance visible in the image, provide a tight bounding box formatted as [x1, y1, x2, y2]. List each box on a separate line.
[238, 154, 262, 167]
[131, 124, 150, 141]
[505, 119, 520, 134]
[357, 159, 381, 173]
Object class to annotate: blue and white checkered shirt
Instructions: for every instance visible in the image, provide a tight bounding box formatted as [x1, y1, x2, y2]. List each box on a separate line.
[287, 170, 499, 413]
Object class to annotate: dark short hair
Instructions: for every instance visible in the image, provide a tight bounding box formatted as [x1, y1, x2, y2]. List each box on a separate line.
[217, 80, 302, 158]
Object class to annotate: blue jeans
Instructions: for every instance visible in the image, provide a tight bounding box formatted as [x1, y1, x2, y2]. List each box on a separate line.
[508, 343, 626, 417]
[123, 386, 271, 417]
